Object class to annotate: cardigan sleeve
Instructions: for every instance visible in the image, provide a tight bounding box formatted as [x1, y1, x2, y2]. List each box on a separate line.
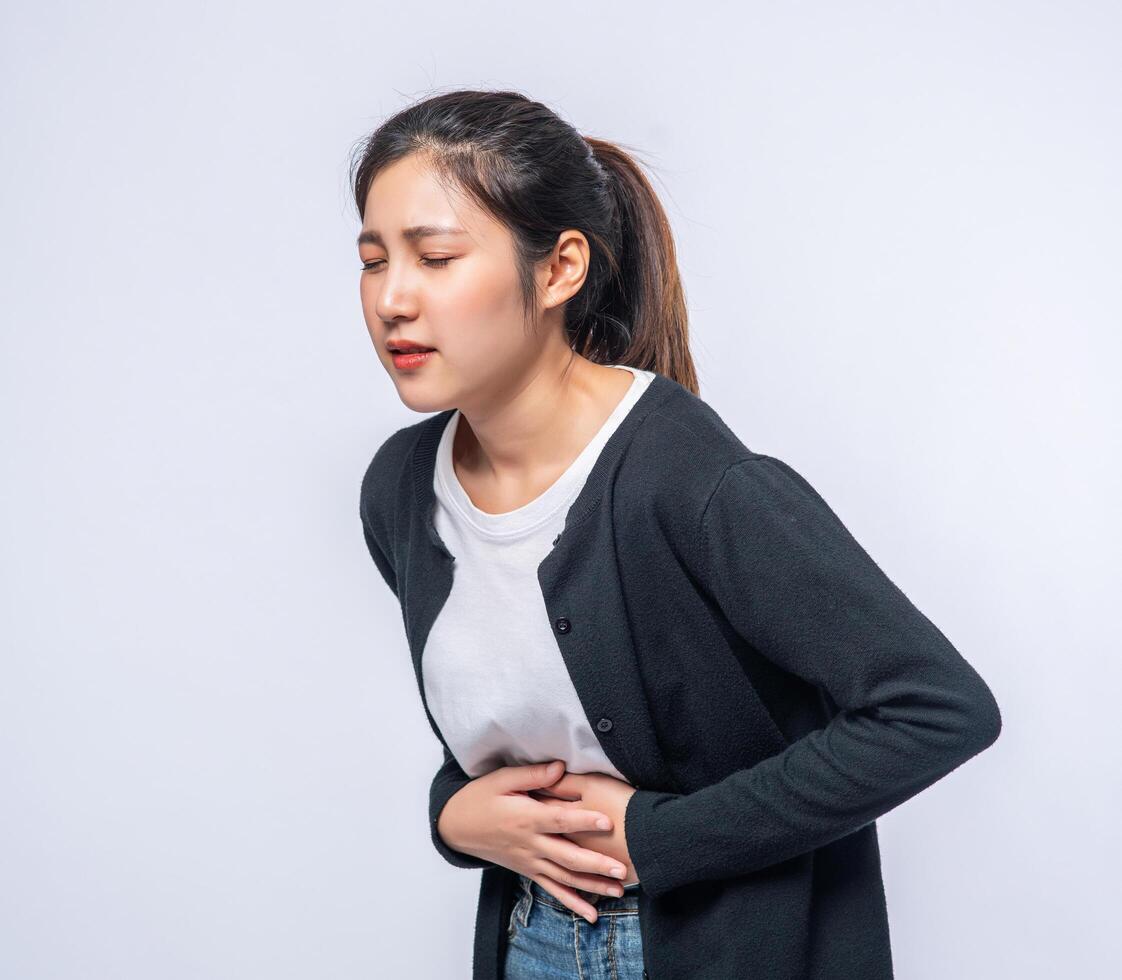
[623, 454, 1002, 899]
[429, 746, 499, 871]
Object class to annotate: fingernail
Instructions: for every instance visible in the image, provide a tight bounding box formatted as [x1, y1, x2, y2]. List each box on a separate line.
[612, 866, 626, 878]
[596, 817, 611, 830]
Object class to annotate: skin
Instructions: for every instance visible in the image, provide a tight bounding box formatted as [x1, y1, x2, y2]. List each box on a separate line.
[359, 153, 640, 923]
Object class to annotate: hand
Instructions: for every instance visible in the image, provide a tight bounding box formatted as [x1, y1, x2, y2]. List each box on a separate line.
[528, 771, 639, 887]
[437, 760, 633, 923]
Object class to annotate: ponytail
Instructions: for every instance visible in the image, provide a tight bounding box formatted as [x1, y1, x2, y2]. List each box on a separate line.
[584, 137, 696, 395]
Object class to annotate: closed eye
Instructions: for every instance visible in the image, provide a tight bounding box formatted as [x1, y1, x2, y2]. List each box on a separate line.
[361, 257, 454, 272]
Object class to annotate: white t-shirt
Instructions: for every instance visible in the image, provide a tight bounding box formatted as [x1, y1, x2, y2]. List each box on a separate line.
[423, 365, 655, 886]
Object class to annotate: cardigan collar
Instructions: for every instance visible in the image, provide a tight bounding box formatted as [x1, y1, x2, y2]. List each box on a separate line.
[409, 372, 677, 557]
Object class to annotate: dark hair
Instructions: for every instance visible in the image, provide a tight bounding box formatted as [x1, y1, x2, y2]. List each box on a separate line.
[348, 89, 698, 395]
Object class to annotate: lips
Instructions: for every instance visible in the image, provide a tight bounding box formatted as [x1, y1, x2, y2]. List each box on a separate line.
[386, 337, 436, 354]
[389, 348, 436, 370]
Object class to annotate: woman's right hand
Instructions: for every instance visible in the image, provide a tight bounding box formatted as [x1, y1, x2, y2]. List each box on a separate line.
[436, 759, 631, 923]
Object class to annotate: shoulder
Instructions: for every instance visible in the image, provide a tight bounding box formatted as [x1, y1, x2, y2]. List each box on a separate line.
[360, 418, 422, 494]
[359, 413, 445, 528]
[616, 380, 769, 528]
[616, 379, 833, 545]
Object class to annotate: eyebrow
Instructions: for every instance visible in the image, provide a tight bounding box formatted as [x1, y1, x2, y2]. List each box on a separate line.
[356, 224, 468, 247]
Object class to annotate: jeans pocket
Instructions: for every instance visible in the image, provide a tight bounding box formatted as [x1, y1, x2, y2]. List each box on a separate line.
[507, 890, 530, 940]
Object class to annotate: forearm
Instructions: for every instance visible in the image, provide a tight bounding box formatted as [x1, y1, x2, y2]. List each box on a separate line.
[624, 672, 1000, 898]
[626, 454, 1004, 899]
[429, 746, 497, 870]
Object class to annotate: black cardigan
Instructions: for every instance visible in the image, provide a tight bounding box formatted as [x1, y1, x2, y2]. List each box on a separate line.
[359, 371, 1002, 979]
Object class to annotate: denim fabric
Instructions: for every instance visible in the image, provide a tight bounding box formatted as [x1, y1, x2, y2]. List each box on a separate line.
[503, 874, 645, 979]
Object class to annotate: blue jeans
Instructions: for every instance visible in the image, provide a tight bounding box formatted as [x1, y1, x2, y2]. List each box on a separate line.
[503, 873, 645, 979]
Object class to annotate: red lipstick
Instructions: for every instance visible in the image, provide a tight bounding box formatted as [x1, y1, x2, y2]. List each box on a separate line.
[386, 339, 437, 371]
[391, 349, 435, 369]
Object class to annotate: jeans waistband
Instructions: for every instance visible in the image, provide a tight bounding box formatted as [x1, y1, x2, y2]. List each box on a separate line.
[516, 873, 640, 912]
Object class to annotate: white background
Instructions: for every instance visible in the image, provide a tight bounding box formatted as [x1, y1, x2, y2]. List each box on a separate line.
[2, 1, 1118, 977]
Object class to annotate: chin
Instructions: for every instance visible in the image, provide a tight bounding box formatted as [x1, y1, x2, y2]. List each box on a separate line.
[391, 378, 456, 416]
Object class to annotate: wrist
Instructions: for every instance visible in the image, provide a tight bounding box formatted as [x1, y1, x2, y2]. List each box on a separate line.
[436, 783, 470, 851]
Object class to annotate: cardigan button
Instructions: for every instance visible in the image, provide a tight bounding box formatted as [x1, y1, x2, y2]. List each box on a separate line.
[596, 717, 613, 732]
[554, 617, 571, 634]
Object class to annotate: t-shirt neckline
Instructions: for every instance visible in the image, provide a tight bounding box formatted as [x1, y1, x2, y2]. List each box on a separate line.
[435, 366, 644, 538]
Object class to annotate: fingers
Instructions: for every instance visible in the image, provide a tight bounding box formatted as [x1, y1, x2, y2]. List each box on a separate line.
[536, 799, 615, 835]
[525, 865, 624, 925]
[543, 772, 586, 796]
[501, 760, 566, 792]
[528, 787, 580, 802]
[537, 836, 629, 890]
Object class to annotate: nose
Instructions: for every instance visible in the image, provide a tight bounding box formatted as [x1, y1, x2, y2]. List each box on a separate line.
[369, 269, 419, 323]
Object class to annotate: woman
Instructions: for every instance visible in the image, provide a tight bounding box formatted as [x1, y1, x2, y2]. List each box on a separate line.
[353, 90, 1001, 980]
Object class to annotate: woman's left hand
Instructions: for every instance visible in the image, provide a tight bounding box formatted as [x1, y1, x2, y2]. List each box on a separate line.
[528, 771, 639, 886]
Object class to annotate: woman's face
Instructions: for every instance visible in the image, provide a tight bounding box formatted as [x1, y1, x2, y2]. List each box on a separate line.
[358, 154, 550, 414]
